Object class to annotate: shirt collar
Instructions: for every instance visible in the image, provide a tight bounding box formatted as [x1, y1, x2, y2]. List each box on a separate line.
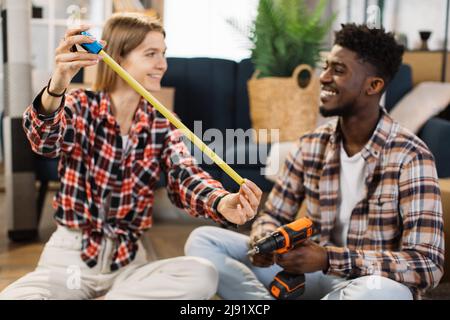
[362, 108, 395, 159]
[330, 107, 396, 160]
[97, 92, 152, 133]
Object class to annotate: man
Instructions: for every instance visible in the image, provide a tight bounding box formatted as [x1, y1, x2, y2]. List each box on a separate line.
[184, 24, 444, 300]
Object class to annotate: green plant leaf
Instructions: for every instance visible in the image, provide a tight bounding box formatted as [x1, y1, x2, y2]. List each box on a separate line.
[250, 0, 336, 78]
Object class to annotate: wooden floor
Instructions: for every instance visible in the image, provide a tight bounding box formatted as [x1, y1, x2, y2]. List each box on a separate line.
[0, 222, 214, 292]
[0, 243, 46, 291]
[1, 167, 449, 299]
[0, 181, 222, 292]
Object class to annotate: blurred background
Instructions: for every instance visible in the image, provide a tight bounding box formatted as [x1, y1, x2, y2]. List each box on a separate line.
[0, 0, 449, 299]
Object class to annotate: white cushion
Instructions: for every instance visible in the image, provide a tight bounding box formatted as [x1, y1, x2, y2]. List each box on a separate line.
[390, 82, 450, 133]
[263, 142, 297, 182]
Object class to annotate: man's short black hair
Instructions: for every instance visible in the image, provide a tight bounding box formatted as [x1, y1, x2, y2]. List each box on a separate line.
[334, 23, 404, 84]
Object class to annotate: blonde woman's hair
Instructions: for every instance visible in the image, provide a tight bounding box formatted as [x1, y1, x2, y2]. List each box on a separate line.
[93, 12, 165, 91]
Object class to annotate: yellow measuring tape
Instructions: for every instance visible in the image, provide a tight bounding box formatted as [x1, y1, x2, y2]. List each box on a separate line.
[98, 50, 244, 186]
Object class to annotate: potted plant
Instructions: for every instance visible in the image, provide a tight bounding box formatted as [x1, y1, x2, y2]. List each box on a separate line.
[246, 0, 335, 142]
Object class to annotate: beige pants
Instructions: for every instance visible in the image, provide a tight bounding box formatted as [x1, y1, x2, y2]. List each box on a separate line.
[0, 226, 218, 300]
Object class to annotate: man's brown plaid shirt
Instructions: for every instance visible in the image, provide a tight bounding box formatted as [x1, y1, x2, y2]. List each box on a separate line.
[251, 109, 444, 299]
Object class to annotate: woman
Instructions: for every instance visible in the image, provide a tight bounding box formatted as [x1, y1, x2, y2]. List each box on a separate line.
[0, 13, 262, 300]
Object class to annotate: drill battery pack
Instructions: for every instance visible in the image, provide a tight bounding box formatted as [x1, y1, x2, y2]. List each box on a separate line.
[270, 271, 306, 300]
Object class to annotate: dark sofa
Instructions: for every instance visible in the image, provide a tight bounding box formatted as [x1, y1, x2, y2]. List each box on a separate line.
[160, 57, 272, 193]
[4, 58, 450, 221]
[385, 64, 450, 178]
[161, 59, 450, 186]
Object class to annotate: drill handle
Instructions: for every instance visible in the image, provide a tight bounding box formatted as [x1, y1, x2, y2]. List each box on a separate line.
[277, 217, 313, 253]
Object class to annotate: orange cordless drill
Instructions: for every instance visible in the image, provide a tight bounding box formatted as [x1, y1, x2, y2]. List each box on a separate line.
[247, 217, 314, 300]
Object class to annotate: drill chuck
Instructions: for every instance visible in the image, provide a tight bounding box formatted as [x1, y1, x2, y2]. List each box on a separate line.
[258, 232, 284, 253]
[247, 217, 314, 300]
[248, 218, 313, 257]
[247, 231, 285, 256]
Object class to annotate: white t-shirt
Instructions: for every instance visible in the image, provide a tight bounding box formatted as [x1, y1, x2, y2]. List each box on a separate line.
[331, 143, 367, 247]
[121, 135, 129, 151]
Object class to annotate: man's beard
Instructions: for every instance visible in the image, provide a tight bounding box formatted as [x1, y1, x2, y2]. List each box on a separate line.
[319, 103, 353, 117]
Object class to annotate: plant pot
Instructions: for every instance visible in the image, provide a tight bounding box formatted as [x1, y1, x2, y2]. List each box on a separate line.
[247, 64, 320, 143]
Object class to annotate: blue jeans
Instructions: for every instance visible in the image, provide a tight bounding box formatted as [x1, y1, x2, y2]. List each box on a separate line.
[184, 226, 413, 300]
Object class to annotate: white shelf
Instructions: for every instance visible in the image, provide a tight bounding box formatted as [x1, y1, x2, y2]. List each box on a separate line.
[30, 19, 49, 25]
[31, 18, 104, 27]
[31, 0, 112, 75]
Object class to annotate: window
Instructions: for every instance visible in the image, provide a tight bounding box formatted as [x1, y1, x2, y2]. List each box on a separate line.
[164, 0, 258, 61]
